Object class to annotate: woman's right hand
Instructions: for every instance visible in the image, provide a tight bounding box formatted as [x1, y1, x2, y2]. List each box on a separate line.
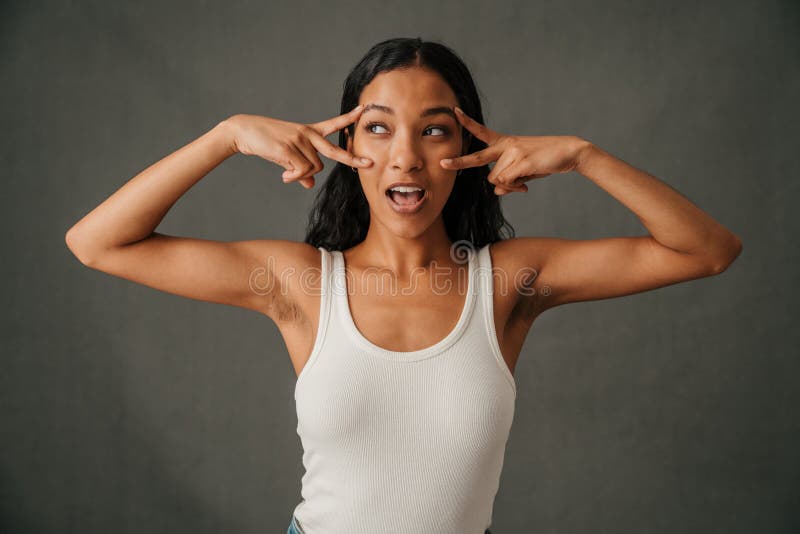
[225, 105, 373, 189]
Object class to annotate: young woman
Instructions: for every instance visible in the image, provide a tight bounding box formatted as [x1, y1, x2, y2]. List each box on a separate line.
[65, 38, 742, 534]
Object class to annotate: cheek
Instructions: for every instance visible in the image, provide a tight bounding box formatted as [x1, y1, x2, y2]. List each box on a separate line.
[352, 138, 384, 165]
[429, 136, 463, 159]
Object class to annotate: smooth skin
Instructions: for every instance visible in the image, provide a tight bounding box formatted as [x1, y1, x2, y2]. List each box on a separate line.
[66, 66, 742, 379]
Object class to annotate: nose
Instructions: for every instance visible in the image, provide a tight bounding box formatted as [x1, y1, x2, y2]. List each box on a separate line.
[388, 129, 423, 174]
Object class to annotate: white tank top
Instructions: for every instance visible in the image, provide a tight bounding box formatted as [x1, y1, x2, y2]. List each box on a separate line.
[292, 243, 517, 533]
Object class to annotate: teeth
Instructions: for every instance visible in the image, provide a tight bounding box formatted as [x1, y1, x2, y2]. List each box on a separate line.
[389, 186, 424, 193]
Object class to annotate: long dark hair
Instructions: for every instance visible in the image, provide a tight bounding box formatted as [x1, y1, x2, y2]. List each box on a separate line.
[303, 37, 515, 252]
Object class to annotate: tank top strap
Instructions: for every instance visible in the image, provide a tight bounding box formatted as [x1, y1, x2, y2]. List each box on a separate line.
[329, 249, 346, 311]
[294, 246, 334, 393]
[474, 243, 493, 313]
[476, 242, 517, 395]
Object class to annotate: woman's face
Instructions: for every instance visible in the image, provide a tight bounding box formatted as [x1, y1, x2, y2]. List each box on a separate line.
[346, 66, 465, 237]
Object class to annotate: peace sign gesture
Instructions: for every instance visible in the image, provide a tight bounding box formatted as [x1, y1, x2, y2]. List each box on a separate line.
[439, 107, 591, 195]
[229, 105, 373, 189]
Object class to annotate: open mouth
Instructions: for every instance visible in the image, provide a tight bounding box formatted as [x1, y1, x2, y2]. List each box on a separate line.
[385, 185, 427, 214]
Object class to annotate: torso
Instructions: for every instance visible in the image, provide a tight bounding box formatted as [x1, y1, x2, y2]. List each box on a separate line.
[265, 240, 547, 379]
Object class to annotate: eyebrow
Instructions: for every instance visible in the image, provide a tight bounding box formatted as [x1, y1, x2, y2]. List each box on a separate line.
[362, 103, 456, 120]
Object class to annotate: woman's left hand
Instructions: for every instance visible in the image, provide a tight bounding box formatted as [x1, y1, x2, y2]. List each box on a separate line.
[440, 107, 592, 195]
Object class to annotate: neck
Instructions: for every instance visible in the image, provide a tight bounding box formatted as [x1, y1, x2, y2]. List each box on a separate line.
[350, 214, 459, 276]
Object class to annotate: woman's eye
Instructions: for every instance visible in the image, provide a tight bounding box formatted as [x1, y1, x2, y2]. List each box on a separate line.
[365, 122, 389, 134]
[364, 122, 450, 136]
[425, 126, 449, 136]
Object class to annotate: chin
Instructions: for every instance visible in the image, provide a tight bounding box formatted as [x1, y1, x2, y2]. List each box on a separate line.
[380, 209, 445, 241]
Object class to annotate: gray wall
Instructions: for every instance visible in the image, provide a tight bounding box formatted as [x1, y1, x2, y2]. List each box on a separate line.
[2, 1, 797, 532]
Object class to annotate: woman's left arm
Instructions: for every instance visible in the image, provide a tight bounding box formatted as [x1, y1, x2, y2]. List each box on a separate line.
[521, 141, 743, 309]
[441, 108, 743, 310]
[575, 140, 743, 265]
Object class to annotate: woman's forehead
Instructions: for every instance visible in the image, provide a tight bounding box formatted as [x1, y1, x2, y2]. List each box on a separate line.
[359, 68, 457, 108]
[360, 102, 457, 122]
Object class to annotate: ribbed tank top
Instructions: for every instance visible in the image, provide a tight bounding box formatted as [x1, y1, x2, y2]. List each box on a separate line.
[292, 243, 517, 533]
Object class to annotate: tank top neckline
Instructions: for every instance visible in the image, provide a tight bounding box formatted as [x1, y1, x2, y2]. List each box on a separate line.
[330, 247, 478, 362]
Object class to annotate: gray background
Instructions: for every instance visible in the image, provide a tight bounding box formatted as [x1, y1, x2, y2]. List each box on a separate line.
[2, 0, 798, 532]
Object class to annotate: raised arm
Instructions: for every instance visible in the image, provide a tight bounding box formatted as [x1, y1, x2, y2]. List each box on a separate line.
[438, 108, 743, 312]
[65, 119, 277, 314]
[65, 107, 372, 318]
[506, 142, 743, 311]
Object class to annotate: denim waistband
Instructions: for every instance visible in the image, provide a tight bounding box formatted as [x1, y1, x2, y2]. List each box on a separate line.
[287, 514, 304, 534]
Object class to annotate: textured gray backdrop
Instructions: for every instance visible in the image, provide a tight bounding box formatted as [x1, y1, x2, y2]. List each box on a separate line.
[2, 0, 798, 532]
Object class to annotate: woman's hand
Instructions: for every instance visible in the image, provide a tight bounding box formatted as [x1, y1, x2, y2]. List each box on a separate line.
[440, 107, 593, 195]
[226, 106, 373, 189]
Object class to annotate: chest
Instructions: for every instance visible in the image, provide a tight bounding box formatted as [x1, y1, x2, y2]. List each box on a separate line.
[279, 247, 540, 380]
[345, 285, 468, 353]
[294, 333, 516, 454]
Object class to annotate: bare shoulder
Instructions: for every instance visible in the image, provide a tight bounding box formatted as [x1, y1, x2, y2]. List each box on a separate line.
[247, 239, 321, 280]
[485, 237, 549, 290]
[244, 239, 322, 324]
[485, 237, 554, 317]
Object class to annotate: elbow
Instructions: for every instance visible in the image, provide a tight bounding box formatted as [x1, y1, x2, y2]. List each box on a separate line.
[708, 234, 743, 275]
[65, 226, 98, 267]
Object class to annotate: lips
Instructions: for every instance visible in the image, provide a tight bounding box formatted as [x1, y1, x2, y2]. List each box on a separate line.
[385, 187, 427, 214]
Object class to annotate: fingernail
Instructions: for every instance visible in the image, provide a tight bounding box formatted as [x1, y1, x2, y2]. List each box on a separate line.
[441, 158, 452, 166]
[454, 107, 463, 114]
[359, 157, 371, 164]
[354, 104, 363, 111]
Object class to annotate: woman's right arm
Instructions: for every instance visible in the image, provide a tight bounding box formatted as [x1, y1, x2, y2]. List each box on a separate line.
[65, 109, 370, 318]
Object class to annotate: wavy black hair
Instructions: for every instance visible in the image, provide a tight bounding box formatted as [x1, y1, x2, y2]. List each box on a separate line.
[303, 37, 515, 252]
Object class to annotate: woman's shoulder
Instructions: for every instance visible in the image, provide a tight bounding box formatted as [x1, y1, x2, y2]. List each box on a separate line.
[481, 238, 550, 306]
[244, 239, 325, 323]
[484, 237, 548, 273]
[246, 239, 323, 275]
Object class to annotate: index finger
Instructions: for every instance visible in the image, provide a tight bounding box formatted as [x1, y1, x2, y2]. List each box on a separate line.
[305, 128, 373, 169]
[311, 105, 365, 138]
[453, 106, 500, 145]
[440, 144, 503, 170]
